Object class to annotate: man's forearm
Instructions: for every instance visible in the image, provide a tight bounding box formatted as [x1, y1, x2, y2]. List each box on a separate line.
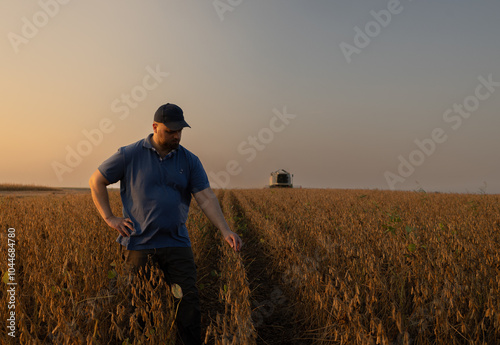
[194, 189, 231, 234]
[89, 171, 134, 238]
[89, 180, 114, 221]
[202, 200, 231, 233]
[194, 188, 242, 251]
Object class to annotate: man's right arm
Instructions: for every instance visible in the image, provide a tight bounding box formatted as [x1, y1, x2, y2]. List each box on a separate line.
[89, 169, 134, 237]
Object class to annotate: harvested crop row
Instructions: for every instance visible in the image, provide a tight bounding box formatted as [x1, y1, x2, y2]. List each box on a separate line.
[202, 190, 256, 345]
[232, 191, 348, 344]
[187, 191, 228, 343]
[224, 190, 312, 345]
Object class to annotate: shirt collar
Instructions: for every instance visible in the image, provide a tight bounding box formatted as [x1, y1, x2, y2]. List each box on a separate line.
[143, 133, 178, 158]
[143, 133, 154, 149]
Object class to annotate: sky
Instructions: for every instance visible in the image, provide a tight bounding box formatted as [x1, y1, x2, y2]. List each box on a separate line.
[1, 0, 499, 193]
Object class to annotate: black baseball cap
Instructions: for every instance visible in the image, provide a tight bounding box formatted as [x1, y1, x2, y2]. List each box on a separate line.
[154, 103, 191, 131]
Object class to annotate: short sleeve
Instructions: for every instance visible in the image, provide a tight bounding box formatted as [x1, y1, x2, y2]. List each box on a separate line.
[189, 155, 210, 194]
[98, 148, 125, 184]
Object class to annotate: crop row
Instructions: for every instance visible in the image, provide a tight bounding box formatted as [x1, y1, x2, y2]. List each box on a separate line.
[232, 189, 500, 344]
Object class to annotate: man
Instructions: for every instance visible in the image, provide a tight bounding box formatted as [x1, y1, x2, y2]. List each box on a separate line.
[89, 103, 242, 345]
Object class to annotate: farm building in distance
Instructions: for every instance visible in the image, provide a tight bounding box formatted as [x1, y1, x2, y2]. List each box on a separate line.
[269, 169, 293, 188]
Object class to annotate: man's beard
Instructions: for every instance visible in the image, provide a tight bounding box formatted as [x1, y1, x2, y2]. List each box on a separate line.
[164, 141, 180, 152]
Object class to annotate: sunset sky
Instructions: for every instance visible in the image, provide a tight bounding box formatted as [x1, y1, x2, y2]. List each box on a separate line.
[1, 0, 499, 193]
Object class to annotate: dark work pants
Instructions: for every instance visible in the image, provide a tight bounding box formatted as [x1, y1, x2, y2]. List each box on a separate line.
[122, 246, 201, 345]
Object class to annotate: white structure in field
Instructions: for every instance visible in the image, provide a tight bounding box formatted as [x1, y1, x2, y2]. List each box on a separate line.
[269, 169, 293, 188]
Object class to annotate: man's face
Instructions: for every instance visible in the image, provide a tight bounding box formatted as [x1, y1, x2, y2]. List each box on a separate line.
[153, 122, 182, 151]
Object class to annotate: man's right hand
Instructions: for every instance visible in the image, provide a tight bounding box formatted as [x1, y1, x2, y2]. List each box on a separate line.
[105, 216, 135, 237]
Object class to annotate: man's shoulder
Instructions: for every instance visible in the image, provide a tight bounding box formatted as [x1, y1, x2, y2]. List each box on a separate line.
[177, 145, 201, 162]
[177, 145, 196, 157]
[119, 136, 150, 154]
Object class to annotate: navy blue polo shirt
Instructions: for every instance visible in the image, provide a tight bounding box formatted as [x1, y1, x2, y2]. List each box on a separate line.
[98, 134, 210, 250]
